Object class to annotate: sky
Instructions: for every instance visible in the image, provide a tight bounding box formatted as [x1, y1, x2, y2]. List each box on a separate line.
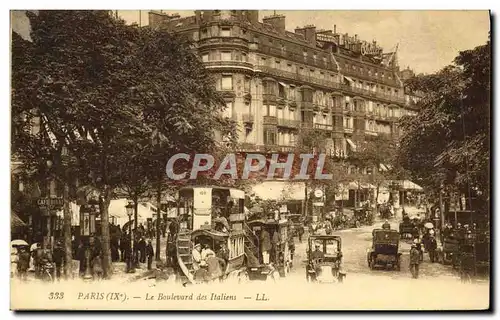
[117, 10, 490, 74]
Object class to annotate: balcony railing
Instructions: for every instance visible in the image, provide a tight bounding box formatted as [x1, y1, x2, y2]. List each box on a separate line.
[256, 65, 407, 105]
[198, 36, 249, 48]
[262, 93, 277, 104]
[242, 114, 254, 123]
[313, 123, 333, 131]
[299, 101, 314, 110]
[263, 116, 278, 125]
[204, 60, 254, 70]
[277, 118, 301, 129]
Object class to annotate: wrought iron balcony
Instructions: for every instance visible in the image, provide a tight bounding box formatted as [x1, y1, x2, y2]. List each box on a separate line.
[263, 116, 278, 125]
[242, 114, 254, 123]
[277, 118, 301, 129]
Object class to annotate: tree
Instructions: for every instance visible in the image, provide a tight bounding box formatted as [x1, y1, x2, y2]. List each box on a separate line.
[398, 38, 490, 209]
[12, 10, 236, 278]
[354, 135, 399, 203]
[290, 126, 349, 214]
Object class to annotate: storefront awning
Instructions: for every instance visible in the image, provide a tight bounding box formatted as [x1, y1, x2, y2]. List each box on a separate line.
[344, 76, 353, 83]
[346, 138, 357, 152]
[11, 211, 26, 229]
[379, 163, 389, 171]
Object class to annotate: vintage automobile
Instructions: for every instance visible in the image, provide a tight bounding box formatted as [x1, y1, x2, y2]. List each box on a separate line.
[367, 229, 402, 271]
[286, 214, 304, 238]
[242, 218, 292, 281]
[399, 217, 419, 240]
[305, 235, 346, 283]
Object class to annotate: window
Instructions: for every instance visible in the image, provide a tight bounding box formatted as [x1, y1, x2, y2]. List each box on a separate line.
[221, 51, 231, 61]
[242, 52, 248, 62]
[201, 53, 209, 62]
[281, 44, 285, 54]
[289, 85, 296, 101]
[224, 102, 233, 119]
[278, 83, 286, 98]
[344, 116, 353, 129]
[201, 28, 208, 38]
[264, 128, 277, 145]
[221, 27, 231, 37]
[313, 53, 317, 61]
[260, 57, 266, 65]
[244, 76, 251, 93]
[263, 104, 276, 116]
[221, 75, 233, 90]
[275, 60, 281, 67]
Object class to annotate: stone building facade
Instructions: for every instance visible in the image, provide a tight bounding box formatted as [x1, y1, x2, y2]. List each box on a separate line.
[150, 10, 419, 167]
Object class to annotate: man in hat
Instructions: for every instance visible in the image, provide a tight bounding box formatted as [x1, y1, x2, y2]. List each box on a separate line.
[409, 243, 421, 279]
[17, 246, 30, 281]
[260, 228, 272, 264]
[192, 243, 202, 270]
[311, 243, 325, 260]
[427, 233, 438, 263]
[382, 220, 391, 230]
[146, 239, 154, 270]
[201, 244, 215, 261]
[52, 241, 65, 280]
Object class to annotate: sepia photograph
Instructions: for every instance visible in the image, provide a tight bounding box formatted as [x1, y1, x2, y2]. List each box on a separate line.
[8, 7, 491, 311]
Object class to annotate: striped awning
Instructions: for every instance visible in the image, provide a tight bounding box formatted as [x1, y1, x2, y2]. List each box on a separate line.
[346, 138, 357, 152]
[379, 163, 389, 171]
[11, 211, 26, 229]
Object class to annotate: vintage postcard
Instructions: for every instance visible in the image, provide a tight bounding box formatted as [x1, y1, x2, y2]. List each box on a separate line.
[10, 9, 491, 311]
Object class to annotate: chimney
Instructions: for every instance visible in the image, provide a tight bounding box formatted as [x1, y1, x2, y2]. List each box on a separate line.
[334, 24, 337, 34]
[354, 34, 358, 42]
[262, 14, 286, 32]
[303, 25, 316, 45]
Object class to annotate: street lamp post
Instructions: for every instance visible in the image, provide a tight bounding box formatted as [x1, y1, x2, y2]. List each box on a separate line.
[80, 205, 95, 280]
[125, 201, 135, 273]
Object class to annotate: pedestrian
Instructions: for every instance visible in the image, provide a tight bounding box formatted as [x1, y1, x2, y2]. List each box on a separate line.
[409, 243, 421, 279]
[76, 240, 86, 277]
[216, 243, 229, 271]
[17, 246, 30, 281]
[146, 239, 154, 270]
[192, 243, 202, 270]
[52, 241, 65, 280]
[120, 233, 127, 262]
[427, 234, 438, 263]
[92, 254, 104, 280]
[139, 237, 147, 264]
[260, 228, 272, 264]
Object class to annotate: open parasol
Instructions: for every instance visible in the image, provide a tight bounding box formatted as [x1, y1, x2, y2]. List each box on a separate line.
[424, 222, 434, 229]
[11, 239, 29, 247]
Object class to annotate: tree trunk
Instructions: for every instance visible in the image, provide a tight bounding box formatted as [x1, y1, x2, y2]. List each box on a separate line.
[100, 187, 112, 278]
[375, 184, 380, 205]
[133, 196, 138, 266]
[156, 184, 161, 261]
[303, 183, 308, 218]
[63, 180, 72, 279]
